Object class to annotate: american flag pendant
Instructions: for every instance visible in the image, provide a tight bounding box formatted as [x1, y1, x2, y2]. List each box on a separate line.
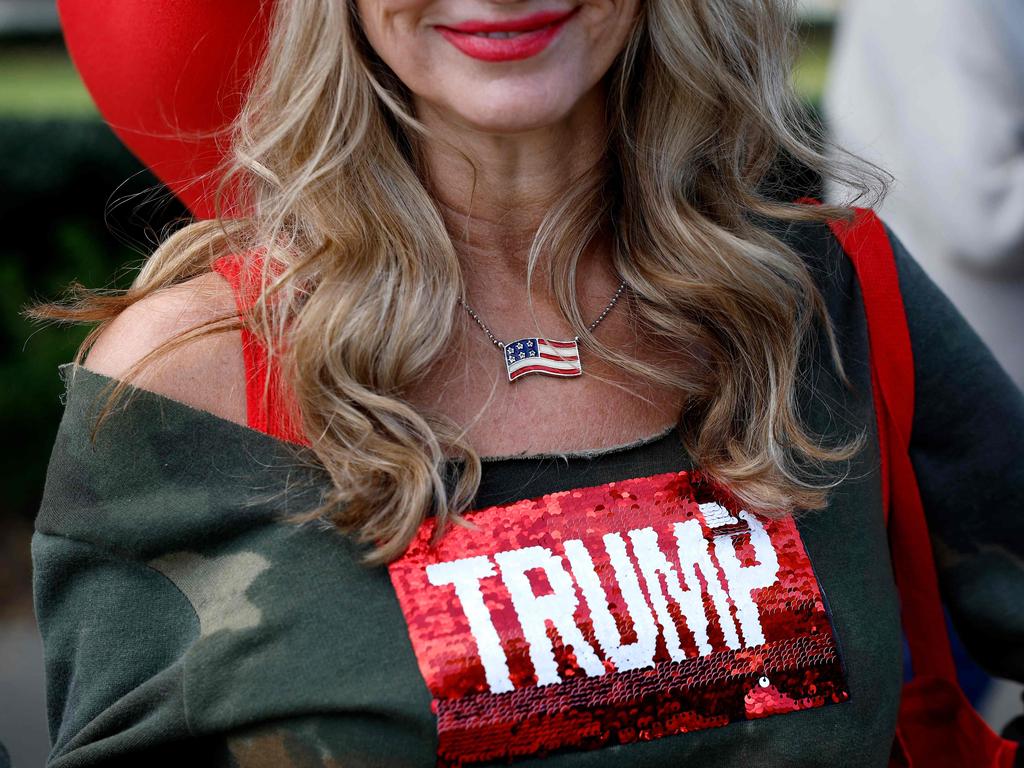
[503, 337, 582, 382]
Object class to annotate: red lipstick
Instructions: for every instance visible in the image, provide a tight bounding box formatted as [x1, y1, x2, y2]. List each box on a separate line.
[435, 8, 578, 62]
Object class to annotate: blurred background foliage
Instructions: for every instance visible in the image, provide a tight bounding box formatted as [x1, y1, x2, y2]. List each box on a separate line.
[1, 46, 188, 537]
[1, 115, 187, 526]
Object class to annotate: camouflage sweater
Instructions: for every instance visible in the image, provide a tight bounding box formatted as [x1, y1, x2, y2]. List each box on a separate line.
[32, 221, 1024, 767]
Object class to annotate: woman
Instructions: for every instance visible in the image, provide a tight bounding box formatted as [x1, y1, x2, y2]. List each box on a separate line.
[27, 0, 1024, 766]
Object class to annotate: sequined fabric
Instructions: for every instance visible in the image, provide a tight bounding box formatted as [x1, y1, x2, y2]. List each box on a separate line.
[388, 470, 849, 765]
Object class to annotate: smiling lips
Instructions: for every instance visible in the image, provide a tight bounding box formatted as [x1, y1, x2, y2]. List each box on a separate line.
[435, 8, 578, 62]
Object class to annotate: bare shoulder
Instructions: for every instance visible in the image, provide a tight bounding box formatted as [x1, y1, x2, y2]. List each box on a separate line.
[82, 270, 247, 426]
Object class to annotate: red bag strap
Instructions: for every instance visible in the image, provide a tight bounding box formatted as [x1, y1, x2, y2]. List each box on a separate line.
[211, 252, 309, 446]
[796, 198, 958, 682]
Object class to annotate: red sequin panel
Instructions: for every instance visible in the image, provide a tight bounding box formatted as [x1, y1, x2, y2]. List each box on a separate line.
[387, 471, 849, 765]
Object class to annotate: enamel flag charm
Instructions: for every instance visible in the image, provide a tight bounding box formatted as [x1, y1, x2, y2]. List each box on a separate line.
[503, 337, 582, 382]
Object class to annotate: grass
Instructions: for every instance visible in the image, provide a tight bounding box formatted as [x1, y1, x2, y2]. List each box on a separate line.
[0, 45, 97, 118]
[792, 24, 834, 109]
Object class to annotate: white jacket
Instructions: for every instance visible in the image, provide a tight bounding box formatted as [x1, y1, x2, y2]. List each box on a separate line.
[823, 0, 1024, 387]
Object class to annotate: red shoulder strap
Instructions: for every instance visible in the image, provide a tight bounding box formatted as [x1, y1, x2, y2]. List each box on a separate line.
[795, 198, 957, 682]
[211, 253, 309, 446]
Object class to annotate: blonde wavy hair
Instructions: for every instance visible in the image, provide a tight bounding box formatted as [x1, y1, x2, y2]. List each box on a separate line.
[29, 0, 888, 564]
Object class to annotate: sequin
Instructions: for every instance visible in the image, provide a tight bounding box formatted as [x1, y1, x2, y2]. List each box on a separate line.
[388, 470, 849, 765]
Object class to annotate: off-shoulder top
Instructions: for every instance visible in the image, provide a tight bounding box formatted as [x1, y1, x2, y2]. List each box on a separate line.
[31, 218, 1024, 767]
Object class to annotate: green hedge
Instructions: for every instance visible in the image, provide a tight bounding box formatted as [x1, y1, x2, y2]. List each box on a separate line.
[2, 117, 187, 521]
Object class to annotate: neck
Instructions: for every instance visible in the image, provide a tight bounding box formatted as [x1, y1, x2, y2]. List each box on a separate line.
[414, 84, 613, 287]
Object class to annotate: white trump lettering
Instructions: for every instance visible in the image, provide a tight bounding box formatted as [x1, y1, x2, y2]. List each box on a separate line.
[493, 545, 606, 686]
[425, 509, 783, 690]
[672, 519, 743, 651]
[425, 555, 514, 694]
[626, 524, 716, 663]
[713, 511, 780, 647]
[563, 533, 658, 672]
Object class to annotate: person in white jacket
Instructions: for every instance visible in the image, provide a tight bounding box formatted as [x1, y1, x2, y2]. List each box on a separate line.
[824, 0, 1024, 388]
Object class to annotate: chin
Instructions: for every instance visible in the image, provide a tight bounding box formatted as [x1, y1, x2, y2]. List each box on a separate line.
[440, 79, 584, 135]
[457, 103, 572, 135]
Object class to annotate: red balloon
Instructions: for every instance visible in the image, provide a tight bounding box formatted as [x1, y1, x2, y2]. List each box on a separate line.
[57, 0, 273, 219]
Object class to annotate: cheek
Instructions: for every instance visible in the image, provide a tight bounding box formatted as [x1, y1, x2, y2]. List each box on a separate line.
[358, 0, 421, 55]
[579, 0, 640, 54]
[355, 0, 430, 65]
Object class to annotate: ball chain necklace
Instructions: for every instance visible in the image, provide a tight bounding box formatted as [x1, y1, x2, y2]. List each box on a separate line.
[457, 280, 628, 382]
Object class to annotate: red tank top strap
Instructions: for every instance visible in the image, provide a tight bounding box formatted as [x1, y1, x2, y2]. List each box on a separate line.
[211, 252, 309, 446]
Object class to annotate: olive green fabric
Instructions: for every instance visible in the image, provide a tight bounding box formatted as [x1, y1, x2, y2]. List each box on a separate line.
[31, 219, 1024, 767]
